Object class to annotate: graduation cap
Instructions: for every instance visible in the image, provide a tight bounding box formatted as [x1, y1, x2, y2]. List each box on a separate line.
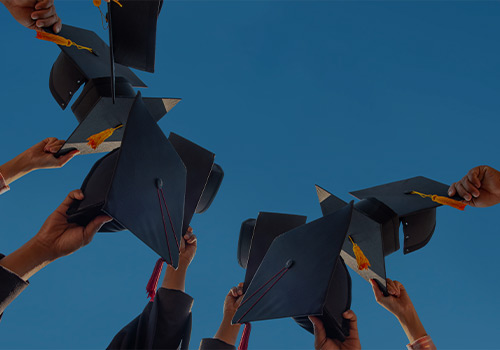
[55, 76, 180, 156]
[237, 212, 307, 293]
[108, 0, 164, 73]
[315, 176, 462, 293]
[66, 92, 186, 268]
[232, 204, 354, 343]
[48, 24, 146, 110]
[168, 133, 224, 234]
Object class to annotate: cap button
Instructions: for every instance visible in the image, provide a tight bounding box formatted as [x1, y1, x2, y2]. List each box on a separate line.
[285, 259, 294, 269]
[155, 178, 163, 189]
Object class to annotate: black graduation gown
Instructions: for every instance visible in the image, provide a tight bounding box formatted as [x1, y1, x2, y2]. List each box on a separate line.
[198, 338, 236, 350]
[108, 288, 193, 350]
[0, 253, 29, 319]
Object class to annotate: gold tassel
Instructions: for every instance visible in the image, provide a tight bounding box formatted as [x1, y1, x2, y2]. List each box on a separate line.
[36, 32, 93, 53]
[410, 191, 466, 211]
[87, 125, 123, 150]
[349, 236, 370, 271]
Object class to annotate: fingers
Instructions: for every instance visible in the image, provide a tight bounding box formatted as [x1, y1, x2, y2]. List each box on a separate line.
[31, 6, 55, 20]
[467, 167, 482, 188]
[386, 278, 400, 297]
[454, 181, 473, 201]
[35, 0, 55, 10]
[342, 310, 358, 333]
[59, 190, 84, 212]
[448, 183, 456, 197]
[83, 215, 113, 245]
[183, 228, 197, 245]
[35, 13, 60, 30]
[44, 139, 65, 153]
[308, 316, 327, 350]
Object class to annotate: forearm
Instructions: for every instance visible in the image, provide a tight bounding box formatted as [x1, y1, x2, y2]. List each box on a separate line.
[0, 238, 53, 281]
[214, 317, 241, 346]
[0, 153, 34, 185]
[161, 263, 188, 292]
[397, 309, 428, 343]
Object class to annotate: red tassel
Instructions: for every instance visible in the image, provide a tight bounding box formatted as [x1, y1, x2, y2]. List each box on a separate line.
[238, 323, 251, 350]
[146, 258, 165, 301]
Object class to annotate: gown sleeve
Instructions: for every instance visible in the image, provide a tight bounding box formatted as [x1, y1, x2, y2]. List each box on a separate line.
[107, 288, 193, 350]
[0, 254, 29, 319]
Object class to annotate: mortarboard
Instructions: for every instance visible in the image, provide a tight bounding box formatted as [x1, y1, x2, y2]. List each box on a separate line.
[55, 77, 180, 156]
[238, 212, 307, 293]
[315, 176, 461, 293]
[168, 133, 224, 234]
[66, 92, 186, 268]
[48, 24, 146, 110]
[232, 204, 354, 342]
[109, 0, 164, 73]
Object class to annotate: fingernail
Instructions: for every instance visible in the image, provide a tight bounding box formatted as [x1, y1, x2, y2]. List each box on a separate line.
[473, 192, 479, 198]
[448, 190, 453, 196]
[36, 22, 43, 27]
[31, 15, 38, 20]
[465, 194, 471, 201]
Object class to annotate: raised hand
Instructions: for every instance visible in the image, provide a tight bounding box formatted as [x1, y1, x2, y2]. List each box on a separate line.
[370, 279, 427, 343]
[214, 283, 244, 346]
[32, 189, 112, 261]
[309, 311, 361, 350]
[0, 190, 111, 280]
[0, 138, 78, 186]
[2, 0, 61, 32]
[448, 165, 500, 207]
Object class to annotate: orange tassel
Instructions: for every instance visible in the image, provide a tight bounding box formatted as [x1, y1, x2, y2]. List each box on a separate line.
[36, 32, 93, 53]
[349, 236, 370, 270]
[410, 191, 466, 211]
[86, 125, 123, 150]
[93, 0, 122, 7]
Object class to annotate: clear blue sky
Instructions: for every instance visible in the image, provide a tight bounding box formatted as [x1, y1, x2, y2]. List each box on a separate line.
[1, 1, 499, 349]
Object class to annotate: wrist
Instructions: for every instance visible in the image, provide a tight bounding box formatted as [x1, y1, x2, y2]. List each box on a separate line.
[0, 239, 54, 281]
[397, 309, 427, 343]
[214, 318, 241, 346]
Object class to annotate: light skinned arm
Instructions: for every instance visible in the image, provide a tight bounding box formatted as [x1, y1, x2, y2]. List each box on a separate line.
[370, 279, 427, 343]
[448, 165, 500, 207]
[213, 283, 244, 346]
[0, 190, 112, 281]
[0, 138, 78, 187]
[161, 227, 197, 292]
[1, 0, 61, 32]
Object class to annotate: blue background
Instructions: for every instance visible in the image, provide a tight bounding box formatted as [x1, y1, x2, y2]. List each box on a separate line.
[1, 1, 499, 349]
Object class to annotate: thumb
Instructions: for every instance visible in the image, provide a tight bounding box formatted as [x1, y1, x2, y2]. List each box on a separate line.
[309, 316, 327, 349]
[83, 215, 112, 245]
[370, 279, 384, 302]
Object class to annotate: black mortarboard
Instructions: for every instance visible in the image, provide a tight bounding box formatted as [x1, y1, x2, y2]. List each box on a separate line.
[109, 0, 163, 73]
[237, 219, 256, 269]
[66, 92, 186, 267]
[55, 77, 180, 156]
[315, 176, 457, 293]
[49, 24, 146, 110]
[195, 164, 224, 214]
[232, 204, 354, 342]
[168, 133, 223, 234]
[240, 212, 307, 293]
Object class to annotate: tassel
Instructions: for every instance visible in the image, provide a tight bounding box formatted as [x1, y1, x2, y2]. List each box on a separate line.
[36, 32, 93, 53]
[349, 236, 370, 270]
[410, 191, 466, 211]
[146, 258, 165, 301]
[93, 0, 123, 7]
[238, 323, 251, 350]
[86, 125, 123, 150]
